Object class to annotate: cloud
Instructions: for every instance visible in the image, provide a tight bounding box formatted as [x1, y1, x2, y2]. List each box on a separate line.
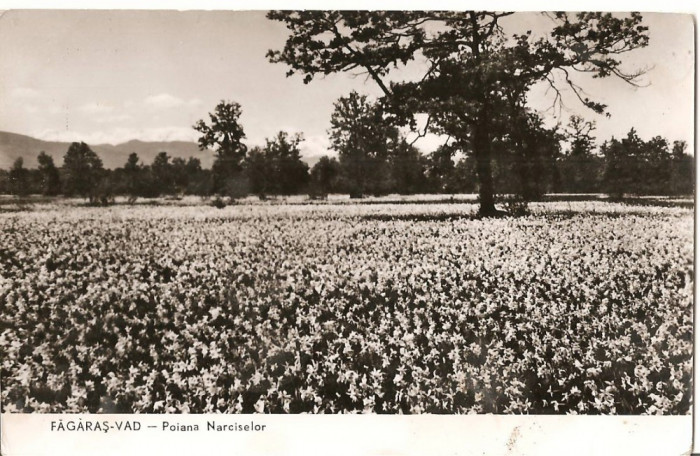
[144, 93, 184, 109]
[407, 132, 446, 154]
[10, 87, 40, 99]
[299, 134, 333, 160]
[34, 126, 199, 145]
[94, 113, 133, 124]
[78, 102, 114, 114]
[144, 93, 202, 109]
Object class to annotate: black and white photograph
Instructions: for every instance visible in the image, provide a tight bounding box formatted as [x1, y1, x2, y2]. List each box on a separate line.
[0, 6, 695, 455]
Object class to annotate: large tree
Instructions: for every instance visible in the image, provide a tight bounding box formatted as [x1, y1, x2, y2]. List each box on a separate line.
[193, 100, 248, 195]
[267, 11, 649, 215]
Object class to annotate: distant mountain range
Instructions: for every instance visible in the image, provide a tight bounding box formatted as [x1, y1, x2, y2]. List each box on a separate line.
[0, 131, 327, 170]
[0, 131, 217, 170]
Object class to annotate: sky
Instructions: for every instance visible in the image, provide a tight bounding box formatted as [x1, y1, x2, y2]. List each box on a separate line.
[0, 10, 694, 159]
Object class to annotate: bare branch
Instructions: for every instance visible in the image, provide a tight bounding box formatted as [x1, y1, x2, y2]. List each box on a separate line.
[409, 115, 433, 146]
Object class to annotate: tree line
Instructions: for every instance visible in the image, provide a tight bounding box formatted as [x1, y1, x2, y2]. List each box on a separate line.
[0, 103, 693, 201]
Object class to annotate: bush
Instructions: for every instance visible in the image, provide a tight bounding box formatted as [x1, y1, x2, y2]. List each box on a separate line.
[223, 176, 251, 200]
[210, 196, 227, 209]
[496, 194, 530, 217]
[307, 187, 328, 200]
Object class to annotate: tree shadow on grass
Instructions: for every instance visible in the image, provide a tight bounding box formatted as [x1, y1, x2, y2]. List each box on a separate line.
[358, 213, 480, 223]
[607, 197, 694, 209]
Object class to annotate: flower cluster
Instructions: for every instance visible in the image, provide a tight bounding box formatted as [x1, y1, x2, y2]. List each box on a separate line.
[0, 200, 692, 414]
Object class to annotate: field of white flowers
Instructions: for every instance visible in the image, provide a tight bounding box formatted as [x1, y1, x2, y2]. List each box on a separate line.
[0, 199, 693, 414]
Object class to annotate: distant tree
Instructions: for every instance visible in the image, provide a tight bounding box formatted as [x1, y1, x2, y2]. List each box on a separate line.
[387, 139, 428, 194]
[193, 101, 248, 195]
[124, 152, 140, 173]
[245, 132, 309, 198]
[566, 115, 597, 157]
[328, 91, 396, 197]
[670, 141, 694, 195]
[642, 136, 672, 194]
[245, 146, 272, 197]
[123, 152, 142, 198]
[0, 170, 10, 195]
[36, 151, 61, 196]
[602, 129, 645, 198]
[309, 156, 342, 198]
[9, 157, 30, 197]
[182, 157, 210, 196]
[268, 11, 650, 215]
[558, 115, 602, 193]
[267, 132, 309, 195]
[602, 129, 686, 197]
[61, 142, 104, 199]
[151, 152, 175, 195]
[185, 157, 202, 174]
[452, 156, 478, 193]
[170, 158, 188, 193]
[425, 144, 457, 193]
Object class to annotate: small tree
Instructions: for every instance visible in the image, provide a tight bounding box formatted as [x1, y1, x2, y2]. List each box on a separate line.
[36, 152, 61, 196]
[193, 101, 248, 195]
[9, 157, 30, 197]
[62, 142, 104, 200]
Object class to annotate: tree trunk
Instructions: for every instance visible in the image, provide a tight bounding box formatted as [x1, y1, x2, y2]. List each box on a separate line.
[473, 121, 498, 217]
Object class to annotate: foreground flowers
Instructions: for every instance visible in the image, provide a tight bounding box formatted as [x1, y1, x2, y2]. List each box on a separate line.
[0, 200, 692, 414]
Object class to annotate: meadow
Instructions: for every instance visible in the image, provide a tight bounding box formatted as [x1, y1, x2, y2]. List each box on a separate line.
[0, 197, 693, 414]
